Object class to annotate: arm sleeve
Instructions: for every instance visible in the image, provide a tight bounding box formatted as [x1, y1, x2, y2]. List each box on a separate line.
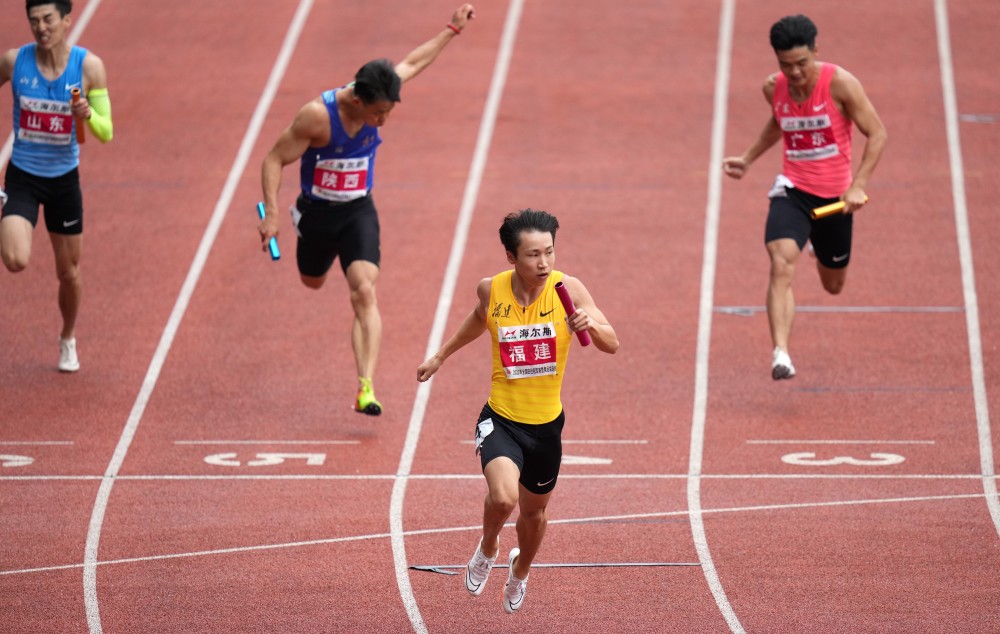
[85, 88, 113, 143]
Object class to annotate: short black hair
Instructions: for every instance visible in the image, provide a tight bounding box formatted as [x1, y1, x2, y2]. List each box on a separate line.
[499, 209, 560, 255]
[354, 59, 402, 104]
[26, 0, 72, 17]
[769, 15, 818, 52]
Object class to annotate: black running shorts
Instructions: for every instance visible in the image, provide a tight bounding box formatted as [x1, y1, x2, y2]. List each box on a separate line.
[475, 403, 565, 495]
[290, 193, 380, 277]
[2, 162, 84, 235]
[765, 186, 854, 270]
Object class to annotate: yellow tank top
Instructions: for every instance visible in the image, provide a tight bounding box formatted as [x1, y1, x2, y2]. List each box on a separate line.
[486, 270, 572, 423]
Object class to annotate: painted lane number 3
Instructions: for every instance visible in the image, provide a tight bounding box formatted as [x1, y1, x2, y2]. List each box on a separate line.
[781, 452, 905, 467]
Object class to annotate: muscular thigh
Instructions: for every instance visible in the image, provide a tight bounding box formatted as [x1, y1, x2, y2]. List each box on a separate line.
[764, 195, 812, 249]
[334, 197, 380, 274]
[809, 212, 854, 269]
[475, 404, 564, 496]
[3, 164, 84, 235]
[292, 195, 380, 278]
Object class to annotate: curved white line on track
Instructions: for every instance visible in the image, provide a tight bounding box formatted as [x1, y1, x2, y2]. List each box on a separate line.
[4, 472, 999, 482]
[0, 0, 105, 170]
[687, 0, 745, 632]
[933, 0, 1000, 537]
[9, 490, 990, 578]
[388, 1, 525, 631]
[81, 1, 316, 631]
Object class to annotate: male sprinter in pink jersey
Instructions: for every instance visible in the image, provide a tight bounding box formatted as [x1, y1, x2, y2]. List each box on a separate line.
[1, 0, 113, 372]
[417, 209, 619, 614]
[259, 4, 475, 415]
[722, 14, 886, 379]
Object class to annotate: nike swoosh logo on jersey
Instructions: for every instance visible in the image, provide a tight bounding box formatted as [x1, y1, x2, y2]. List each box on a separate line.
[540, 309, 555, 317]
[813, 103, 826, 111]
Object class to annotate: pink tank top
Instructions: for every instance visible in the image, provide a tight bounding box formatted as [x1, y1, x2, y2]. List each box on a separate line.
[773, 63, 853, 198]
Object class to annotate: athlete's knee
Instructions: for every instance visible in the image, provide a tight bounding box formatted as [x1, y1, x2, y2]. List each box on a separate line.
[821, 276, 846, 295]
[518, 503, 548, 524]
[2, 251, 29, 272]
[350, 279, 378, 310]
[1, 234, 30, 272]
[487, 490, 518, 517]
[818, 266, 847, 295]
[56, 262, 81, 285]
[300, 274, 325, 289]
[769, 256, 796, 283]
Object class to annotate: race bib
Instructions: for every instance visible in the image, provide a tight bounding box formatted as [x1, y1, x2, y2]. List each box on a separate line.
[311, 157, 369, 202]
[18, 96, 73, 145]
[780, 114, 839, 161]
[497, 322, 558, 380]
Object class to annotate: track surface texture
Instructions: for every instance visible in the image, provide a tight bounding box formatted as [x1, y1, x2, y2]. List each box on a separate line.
[1, 0, 998, 632]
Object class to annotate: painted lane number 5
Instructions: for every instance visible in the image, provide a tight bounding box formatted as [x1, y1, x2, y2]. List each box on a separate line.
[204, 452, 327, 467]
[781, 452, 905, 467]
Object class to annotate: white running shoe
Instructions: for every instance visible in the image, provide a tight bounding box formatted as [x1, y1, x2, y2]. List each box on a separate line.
[59, 338, 80, 373]
[771, 347, 795, 380]
[502, 547, 528, 614]
[464, 537, 497, 596]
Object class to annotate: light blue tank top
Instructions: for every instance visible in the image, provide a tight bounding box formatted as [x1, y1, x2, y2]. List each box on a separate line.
[10, 44, 87, 177]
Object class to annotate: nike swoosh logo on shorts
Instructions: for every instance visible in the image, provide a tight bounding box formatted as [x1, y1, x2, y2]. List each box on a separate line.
[832, 253, 848, 262]
[63, 219, 80, 228]
[536, 476, 556, 487]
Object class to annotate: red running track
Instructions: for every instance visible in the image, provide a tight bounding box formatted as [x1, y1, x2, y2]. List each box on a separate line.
[1, 0, 998, 632]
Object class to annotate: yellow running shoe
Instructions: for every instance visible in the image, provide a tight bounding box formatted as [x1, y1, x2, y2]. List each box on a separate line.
[355, 377, 382, 416]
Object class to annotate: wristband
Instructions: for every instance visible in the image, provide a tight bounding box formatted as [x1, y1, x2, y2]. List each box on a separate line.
[446, 23, 461, 35]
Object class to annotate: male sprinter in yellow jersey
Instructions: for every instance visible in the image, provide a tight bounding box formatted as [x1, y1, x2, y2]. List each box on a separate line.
[418, 209, 619, 613]
[1, 0, 113, 372]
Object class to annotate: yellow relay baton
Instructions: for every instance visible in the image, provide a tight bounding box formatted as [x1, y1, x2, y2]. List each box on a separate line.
[812, 196, 869, 219]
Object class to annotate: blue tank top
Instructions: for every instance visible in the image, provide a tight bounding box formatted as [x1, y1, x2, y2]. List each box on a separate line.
[10, 44, 87, 177]
[299, 87, 382, 202]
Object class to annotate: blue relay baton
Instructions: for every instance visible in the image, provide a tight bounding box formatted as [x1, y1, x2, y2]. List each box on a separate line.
[257, 202, 281, 261]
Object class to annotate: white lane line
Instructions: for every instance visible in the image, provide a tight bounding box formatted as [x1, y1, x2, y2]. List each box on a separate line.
[81, 1, 316, 632]
[6, 491, 990, 578]
[0, 0, 106, 170]
[388, 2, 525, 631]
[459, 439, 648, 445]
[934, 0, 1000, 537]
[746, 440, 936, 445]
[173, 440, 361, 445]
[716, 305, 964, 315]
[688, 0, 744, 632]
[561, 439, 648, 444]
[0, 441, 75, 446]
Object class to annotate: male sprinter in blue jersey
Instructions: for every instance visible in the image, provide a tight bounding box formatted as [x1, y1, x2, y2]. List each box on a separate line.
[1, 0, 113, 372]
[259, 4, 475, 416]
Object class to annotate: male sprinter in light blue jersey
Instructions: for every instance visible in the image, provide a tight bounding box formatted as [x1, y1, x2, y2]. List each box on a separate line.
[1, 0, 113, 372]
[259, 4, 474, 416]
